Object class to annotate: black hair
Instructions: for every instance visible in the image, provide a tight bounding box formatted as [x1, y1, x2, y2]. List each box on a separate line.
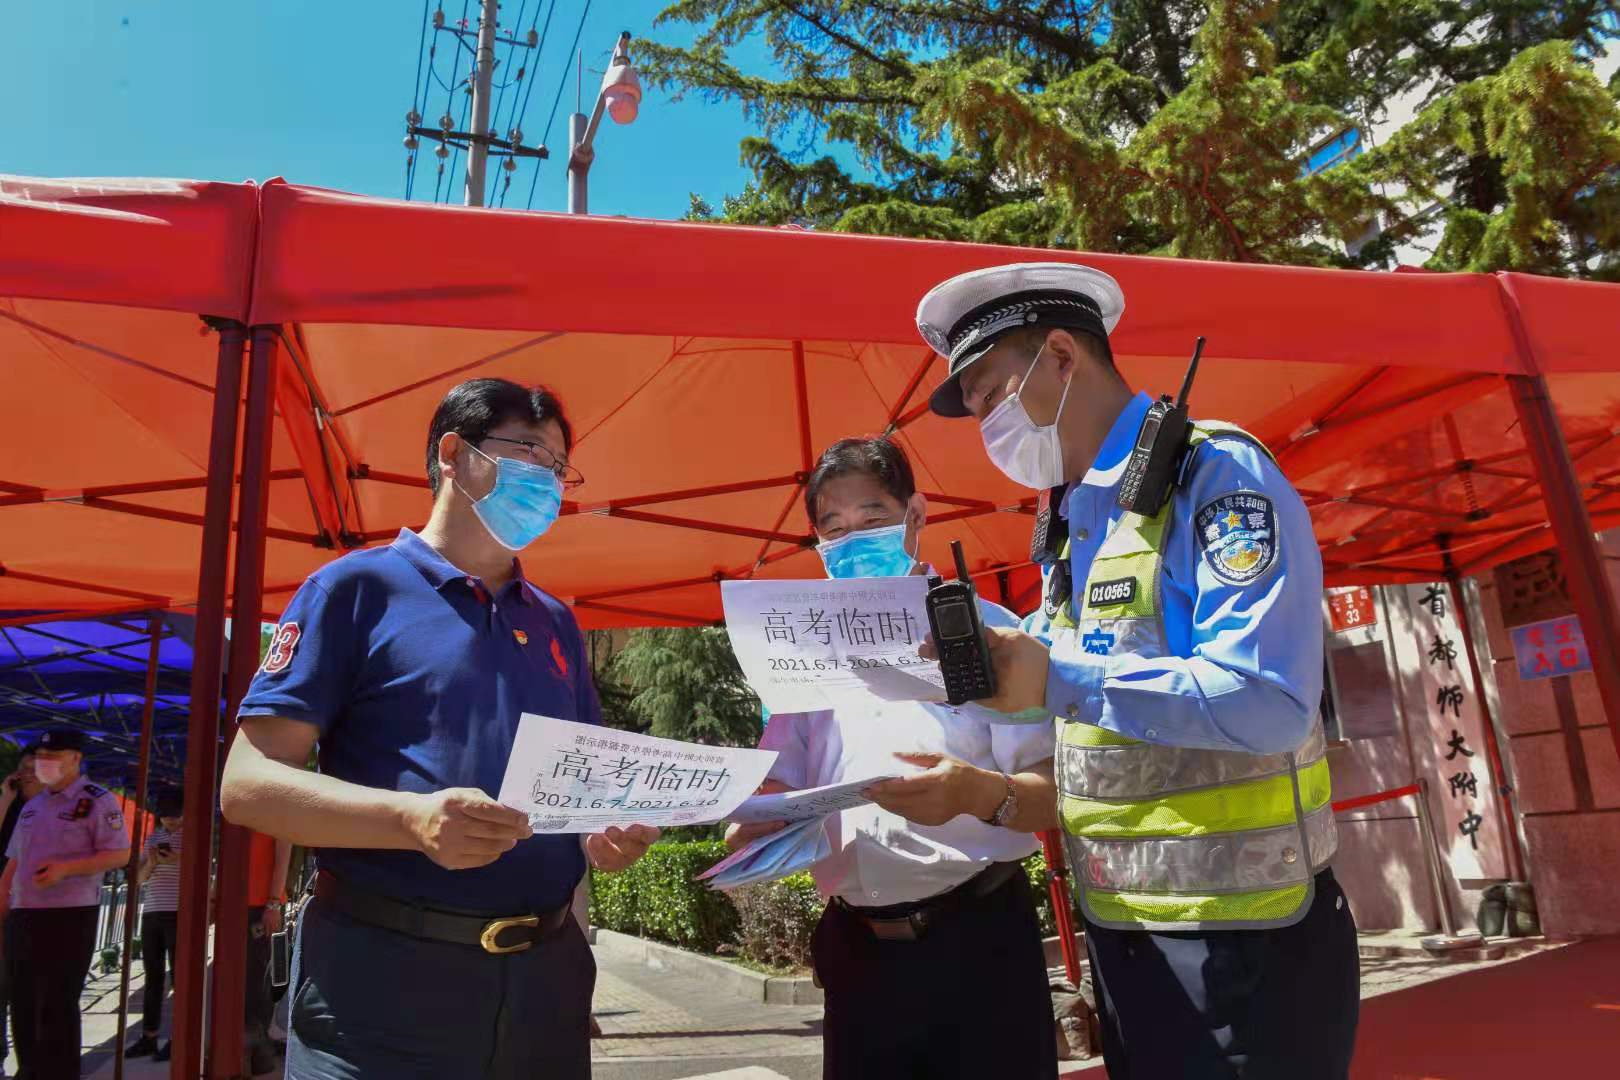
[804, 436, 917, 526]
[155, 787, 183, 818]
[425, 378, 575, 495]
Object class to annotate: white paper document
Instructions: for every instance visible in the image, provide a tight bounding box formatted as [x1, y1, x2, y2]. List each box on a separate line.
[721, 577, 947, 713]
[727, 775, 901, 825]
[496, 714, 777, 833]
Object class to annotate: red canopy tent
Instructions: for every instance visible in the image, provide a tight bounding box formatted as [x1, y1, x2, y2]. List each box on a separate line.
[4, 175, 1620, 1079]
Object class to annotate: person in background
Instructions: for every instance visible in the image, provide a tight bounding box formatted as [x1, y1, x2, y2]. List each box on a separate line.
[0, 746, 43, 1072]
[0, 730, 131, 1080]
[728, 436, 1060, 1080]
[126, 787, 184, 1062]
[243, 830, 293, 1076]
[220, 378, 656, 1080]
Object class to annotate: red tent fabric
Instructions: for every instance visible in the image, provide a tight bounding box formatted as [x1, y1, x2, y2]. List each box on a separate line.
[3, 177, 1619, 625]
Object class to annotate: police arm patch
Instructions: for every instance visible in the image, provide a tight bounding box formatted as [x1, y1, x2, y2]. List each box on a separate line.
[1195, 491, 1279, 585]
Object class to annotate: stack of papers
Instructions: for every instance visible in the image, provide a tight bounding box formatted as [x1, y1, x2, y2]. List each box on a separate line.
[697, 817, 831, 891]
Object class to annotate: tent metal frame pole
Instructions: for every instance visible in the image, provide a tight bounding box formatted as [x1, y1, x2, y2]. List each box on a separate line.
[207, 326, 281, 1079]
[171, 321, 247, 1080]
[1038, 830, 1083, 988]
[1506, 373, 1620, 762]
[113, 614, 163, 1080]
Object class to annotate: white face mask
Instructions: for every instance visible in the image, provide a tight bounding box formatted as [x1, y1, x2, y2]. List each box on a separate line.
[979, 345, 1073, 490]
[34, 759, 67, 787]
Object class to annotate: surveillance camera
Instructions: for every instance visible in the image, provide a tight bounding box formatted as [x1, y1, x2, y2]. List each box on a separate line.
[600, 62, 641, 125]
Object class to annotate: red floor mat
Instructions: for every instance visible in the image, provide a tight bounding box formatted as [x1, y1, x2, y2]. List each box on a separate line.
[1351, 939, 1620, 1079]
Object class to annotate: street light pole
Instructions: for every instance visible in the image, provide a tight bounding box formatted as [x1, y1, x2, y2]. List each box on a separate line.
[464, 0, 500, 207]
[567, 109, 590, 214]
[566, 32, 640, 215]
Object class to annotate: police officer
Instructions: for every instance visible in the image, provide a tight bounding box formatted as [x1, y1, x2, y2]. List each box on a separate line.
[220, 378, 656, 1080]
[916, 263, 1360, 1078]
[0, 730, 132, 1080]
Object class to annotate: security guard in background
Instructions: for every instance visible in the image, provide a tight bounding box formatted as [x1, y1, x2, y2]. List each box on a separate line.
[916, 263, 1360, 1078]
[0, 730, 132, 1080]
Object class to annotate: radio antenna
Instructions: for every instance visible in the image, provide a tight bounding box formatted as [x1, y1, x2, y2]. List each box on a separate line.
[1176, 336, 1206, 409]
[951, 540, 971, 583]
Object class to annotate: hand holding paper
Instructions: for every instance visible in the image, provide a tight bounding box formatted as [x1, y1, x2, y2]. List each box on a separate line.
[863, 752, 1002, 827]
[497, 715, 777, 833]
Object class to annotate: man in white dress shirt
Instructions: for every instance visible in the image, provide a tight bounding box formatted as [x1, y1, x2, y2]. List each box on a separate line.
[728, 435, 1059, 1080]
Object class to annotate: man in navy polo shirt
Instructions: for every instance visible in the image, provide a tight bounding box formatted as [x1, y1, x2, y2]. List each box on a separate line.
[221, 379, 656, 1080]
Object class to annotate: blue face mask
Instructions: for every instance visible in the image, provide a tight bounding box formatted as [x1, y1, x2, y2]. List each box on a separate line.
[817, 521, 916, 579]
[460, 444, 564, 551]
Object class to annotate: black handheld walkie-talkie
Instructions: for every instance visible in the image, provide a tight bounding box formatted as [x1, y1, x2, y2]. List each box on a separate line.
[1117, 336, 1206, 516]
[1030, 483, 1069, 567]
[926, 540, 998, 705]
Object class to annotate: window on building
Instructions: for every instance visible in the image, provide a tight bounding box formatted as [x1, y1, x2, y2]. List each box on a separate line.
[1303, 128, 1363, 176]
[1323, 638, 1402, 741]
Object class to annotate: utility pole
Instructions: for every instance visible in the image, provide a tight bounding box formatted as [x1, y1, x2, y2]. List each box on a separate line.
[405, 5, 548, 205]
[464, 0, 500, 206]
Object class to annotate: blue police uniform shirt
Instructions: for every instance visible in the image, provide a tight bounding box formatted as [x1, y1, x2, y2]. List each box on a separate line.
[238, 528, 601, 914]
[1028, 392, 1324, 755]
[4, 773, 131, 909]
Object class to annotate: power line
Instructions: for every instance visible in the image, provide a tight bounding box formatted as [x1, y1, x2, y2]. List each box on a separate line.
[497, 0, 560, 208]
[433, 0, 474, 203]
[482, 0, 530, 206]
[526, 0, 593, 211]
[404, 0, 433, 200]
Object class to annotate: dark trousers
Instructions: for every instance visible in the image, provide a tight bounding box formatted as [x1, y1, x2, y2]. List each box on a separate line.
[245, 905, 274, 1050]
[813, 870, 1057, 1080]
[284, 893, 595, 1080]
[5, 906, 99, 1080]
[1, 922, 10, 1060]
[138, 910, 178, 1036]
[1086, 868, 1361, 1080]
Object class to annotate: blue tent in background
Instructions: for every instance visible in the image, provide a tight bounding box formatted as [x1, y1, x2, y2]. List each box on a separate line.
[0, 611, 202, 788]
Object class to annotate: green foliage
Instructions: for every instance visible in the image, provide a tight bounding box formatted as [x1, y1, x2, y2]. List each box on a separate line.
[730, 872, 823, 971]
[590, 840, 740, 952]
[1352, 40, 1620, 278]
[649, 0, 1620, 277]
[609, 627, 763, 747]
[585, 630, 641, 733]
[1024, 851, 1080, 938]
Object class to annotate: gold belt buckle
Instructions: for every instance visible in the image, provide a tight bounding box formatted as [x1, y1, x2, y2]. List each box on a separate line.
[479, 914, 541, 954]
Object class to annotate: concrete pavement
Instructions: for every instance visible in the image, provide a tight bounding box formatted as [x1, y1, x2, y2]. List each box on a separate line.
[4, 932, 1581, 1079]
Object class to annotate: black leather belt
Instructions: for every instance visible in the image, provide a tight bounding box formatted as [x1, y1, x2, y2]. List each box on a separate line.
[834, 861, 1024, 943]
[313, 870, 572, 955]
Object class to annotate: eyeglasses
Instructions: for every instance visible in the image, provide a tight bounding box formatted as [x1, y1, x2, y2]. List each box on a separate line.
[481, 436, 585, 489]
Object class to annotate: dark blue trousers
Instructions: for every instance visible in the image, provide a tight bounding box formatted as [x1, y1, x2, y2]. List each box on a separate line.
[1085, 868, 1360, 1079]
[284, 892, 595, 1080]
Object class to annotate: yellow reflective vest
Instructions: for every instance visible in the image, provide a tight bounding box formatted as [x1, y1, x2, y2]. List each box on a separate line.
[1040, 422, 1336, 931]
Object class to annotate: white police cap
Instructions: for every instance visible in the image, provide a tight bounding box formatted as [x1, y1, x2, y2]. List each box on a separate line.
[916, 262, 1125, 417]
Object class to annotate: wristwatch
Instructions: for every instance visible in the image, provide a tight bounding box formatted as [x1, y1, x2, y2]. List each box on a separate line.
[984, 772, 1018, 828]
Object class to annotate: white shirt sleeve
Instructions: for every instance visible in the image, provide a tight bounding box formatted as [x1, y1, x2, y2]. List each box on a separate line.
[759, 710, 816, 789]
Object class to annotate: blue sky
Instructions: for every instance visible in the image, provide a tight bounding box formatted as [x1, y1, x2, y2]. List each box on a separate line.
[7, 1, 796, 220]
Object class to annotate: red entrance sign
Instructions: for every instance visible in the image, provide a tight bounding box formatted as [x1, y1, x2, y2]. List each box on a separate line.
[1328, 587, 1377, 633]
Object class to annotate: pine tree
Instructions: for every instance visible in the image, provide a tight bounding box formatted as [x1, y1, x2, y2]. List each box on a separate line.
[649, 0, 1620, 276]
[610, 627, 764, 747]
